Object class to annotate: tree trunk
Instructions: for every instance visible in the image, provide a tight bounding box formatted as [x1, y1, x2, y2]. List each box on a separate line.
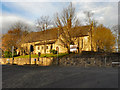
[67, 46, 70, 54]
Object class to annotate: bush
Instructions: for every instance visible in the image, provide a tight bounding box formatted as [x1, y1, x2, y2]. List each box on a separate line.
[50, 49, 58, 54]
[4, 51, 17, 58]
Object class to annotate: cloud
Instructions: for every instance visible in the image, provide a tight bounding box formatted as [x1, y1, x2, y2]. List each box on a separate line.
[2, 2, 63, 19]
[1, 13, 35, 34]
[1, 0, 120, 2]
[1, 2, 118, 34]
[76, 2, 118, 28]
[1, 2, 69, 34]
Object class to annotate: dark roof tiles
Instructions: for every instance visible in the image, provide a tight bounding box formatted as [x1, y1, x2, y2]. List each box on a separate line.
[23, 25, 91, 43]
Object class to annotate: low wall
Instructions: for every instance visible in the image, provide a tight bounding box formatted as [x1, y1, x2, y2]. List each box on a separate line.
[1, 53, 120, 67]
[58, 53, 120, 67]
[1, 57, 53, 66]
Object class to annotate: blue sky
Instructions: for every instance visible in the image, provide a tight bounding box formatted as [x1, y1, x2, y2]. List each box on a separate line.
[1, 2, 69, 20]
[0, 1, 118, 33]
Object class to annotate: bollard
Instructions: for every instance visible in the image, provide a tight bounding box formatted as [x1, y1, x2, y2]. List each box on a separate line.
[34, 58, 36, 65]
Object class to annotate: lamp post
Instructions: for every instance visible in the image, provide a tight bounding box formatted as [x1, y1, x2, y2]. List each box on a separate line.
[12, 46, 14, 64]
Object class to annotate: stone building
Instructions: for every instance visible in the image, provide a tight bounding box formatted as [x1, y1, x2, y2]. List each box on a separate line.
[18, 25, 93, 55]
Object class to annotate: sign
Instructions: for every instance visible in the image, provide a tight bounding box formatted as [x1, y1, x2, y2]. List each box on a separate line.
[70, 45, 77, 52]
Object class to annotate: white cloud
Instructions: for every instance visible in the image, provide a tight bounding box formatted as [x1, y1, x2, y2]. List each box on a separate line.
[1, 2, 118, 34]
[76, 2, 118, 28]
[1, 0, 120, 2]
[1, 13, 35, 34]
[2, 2, 61, 18]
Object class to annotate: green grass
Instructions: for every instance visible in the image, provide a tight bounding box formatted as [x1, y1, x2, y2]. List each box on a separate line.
[15, 53, 69, 58]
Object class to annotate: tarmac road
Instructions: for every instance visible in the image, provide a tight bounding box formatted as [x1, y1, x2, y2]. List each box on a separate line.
[2, 65, 119, 88]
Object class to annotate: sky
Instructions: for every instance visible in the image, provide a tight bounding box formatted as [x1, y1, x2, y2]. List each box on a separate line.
[0, 0, 119, 34]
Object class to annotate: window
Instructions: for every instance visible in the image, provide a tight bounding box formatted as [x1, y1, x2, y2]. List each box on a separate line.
[56, 46, 59, 51]
[50, 44, 53, 49]
[41, 46, 43, 50]
[81, 39, 83, 48]
[46, 46, 48, 49]
[26, 47, 27, 50]
[38, 47, 40, 50]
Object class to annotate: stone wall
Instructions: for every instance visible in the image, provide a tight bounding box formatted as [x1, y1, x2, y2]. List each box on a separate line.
[1, 52, 120, 67]
[1, 57, 53, 66]
[58, 53, 120, 67]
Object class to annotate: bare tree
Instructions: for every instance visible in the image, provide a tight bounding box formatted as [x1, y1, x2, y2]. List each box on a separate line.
[84, 11, 98, 27]
[112, 25, 119, 52]
[84, 11, 94, 25]
[55, 3, 80, 53]
[36, 16, 51, 31]
[2, 21, 30, 51]
[10, 21, 31, 32]
[35, 16, 51, 55]
[84, 11, 99, 51]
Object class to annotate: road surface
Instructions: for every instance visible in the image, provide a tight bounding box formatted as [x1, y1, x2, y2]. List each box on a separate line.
[2, 65, 119, 88]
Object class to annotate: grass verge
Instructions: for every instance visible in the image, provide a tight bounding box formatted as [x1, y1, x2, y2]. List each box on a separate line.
[14, 53, 69, 58]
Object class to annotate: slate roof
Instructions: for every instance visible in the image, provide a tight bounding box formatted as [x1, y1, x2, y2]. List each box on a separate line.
[23, 25, 91, 43]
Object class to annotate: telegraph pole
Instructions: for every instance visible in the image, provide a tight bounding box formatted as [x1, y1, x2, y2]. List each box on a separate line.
[91, 21, 93, 51]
